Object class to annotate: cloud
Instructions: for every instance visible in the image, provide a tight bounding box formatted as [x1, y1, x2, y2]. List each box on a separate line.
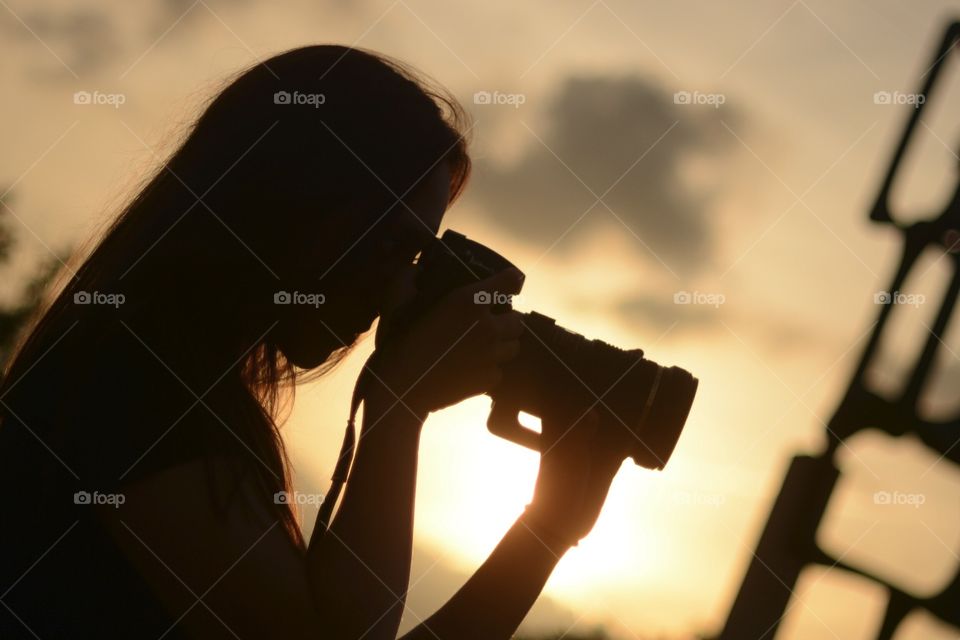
[609, 288, 833, 357]
[0, 6, 120, 77]
[467, 74, 746, 276]
[0, 0, 253, 79]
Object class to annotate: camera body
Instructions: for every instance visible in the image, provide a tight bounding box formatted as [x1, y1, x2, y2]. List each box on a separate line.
[379, 230, 698, 470]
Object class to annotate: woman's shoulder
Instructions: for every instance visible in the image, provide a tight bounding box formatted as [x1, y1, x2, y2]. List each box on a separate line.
[0, 364, 231, 497]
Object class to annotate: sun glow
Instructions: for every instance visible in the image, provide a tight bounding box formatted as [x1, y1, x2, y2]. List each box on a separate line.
[412, 393, 677, 603]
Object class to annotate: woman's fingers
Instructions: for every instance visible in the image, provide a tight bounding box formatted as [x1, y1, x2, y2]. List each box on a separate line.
[543, 407, 600, 461]
[530, 409, 601, 534]
[466, 267, 525, 299]
[492, 339, 520, 363]
[533, 407, 629, 544]
[491, 310, 524, 339]
[376, 268, 527, 414]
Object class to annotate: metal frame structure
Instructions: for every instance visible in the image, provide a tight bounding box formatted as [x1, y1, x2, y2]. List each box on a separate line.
[719, 20, 960, 640]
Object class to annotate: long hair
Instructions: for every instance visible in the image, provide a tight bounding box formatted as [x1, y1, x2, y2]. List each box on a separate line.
[0, 45, 472, 548]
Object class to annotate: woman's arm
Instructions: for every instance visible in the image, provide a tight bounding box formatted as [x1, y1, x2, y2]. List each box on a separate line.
[306, 379, 427, 639]
[93, 268, 530, 639]
[305, 267, 526, 636]
[399, 512, 572, 640]
[400, 407, 624, 640]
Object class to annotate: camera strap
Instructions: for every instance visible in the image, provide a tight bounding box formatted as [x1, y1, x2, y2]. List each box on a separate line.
[314, 312, 405, 537]
[315, 357, 373, 537]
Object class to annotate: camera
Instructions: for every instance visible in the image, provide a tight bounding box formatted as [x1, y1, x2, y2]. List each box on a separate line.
[377, 230, 699, 470]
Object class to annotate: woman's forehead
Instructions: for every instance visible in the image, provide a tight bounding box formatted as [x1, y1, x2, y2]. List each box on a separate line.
[343, 163, 450, 243]
[400, 165, 450, 233]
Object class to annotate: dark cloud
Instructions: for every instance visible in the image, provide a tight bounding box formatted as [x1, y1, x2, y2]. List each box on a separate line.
[468, 74, 745, 276]
[150, 0, 254, 39]
[610, 289, 830, 357]
[613, 291, 722, 331]
[1, 7, 120, 77]
[0, 0, 254, 78]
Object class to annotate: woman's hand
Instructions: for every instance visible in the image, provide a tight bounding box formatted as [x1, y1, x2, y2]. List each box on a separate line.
[526, 403, 629, 547]
[370, 267, 525, 417]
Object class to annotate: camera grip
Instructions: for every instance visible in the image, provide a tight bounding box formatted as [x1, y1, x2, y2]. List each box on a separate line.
[487, 398, 541, 452]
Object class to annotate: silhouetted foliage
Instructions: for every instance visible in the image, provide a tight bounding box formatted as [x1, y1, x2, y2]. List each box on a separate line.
[0, 192, 64, 366]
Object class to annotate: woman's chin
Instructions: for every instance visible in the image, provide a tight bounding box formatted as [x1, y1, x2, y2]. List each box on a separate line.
[343, 310, 379, 341]
[279, 309, 379, 369]
[284, 348, 329, 370]
[282, 333, 338, 368]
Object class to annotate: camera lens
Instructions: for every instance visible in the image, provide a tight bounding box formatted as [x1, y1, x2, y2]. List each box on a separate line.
[628, 366, 699, 469]
[493, 311, 698, 470]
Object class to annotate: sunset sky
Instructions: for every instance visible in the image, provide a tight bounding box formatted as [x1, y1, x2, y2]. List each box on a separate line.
[2, 1, 959, 638]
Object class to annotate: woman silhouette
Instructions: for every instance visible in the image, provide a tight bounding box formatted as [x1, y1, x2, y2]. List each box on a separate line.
[0, 45, 628, 639]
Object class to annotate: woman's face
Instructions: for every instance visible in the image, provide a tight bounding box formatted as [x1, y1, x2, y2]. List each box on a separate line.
[275, 163, 451, 369]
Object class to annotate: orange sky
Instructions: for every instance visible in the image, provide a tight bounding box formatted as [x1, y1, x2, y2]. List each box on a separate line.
[2, 1, 959, 638]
